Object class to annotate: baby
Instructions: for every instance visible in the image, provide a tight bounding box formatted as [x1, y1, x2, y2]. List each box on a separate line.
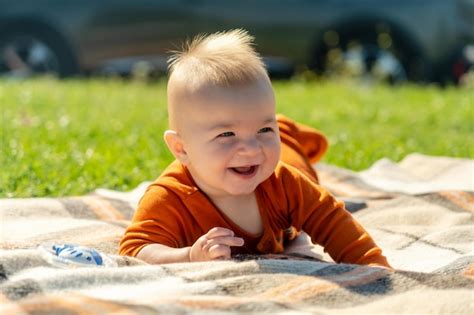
[119, 29, 390, 268]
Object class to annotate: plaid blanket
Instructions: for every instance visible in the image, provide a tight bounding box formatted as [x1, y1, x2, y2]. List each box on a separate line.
[1, 154, 473, 314]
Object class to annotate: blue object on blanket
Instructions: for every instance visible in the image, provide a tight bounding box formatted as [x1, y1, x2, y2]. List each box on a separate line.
[39, 243, 117, 268]
[53, 244, 103, 265]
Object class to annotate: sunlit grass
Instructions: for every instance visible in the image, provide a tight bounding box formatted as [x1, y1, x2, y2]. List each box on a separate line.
[273, 79, 473, 169]
[1, 78, 472, 197]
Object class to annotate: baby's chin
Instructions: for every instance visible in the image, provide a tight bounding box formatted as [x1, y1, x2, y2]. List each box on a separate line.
[214, 175, 270, 197]
[223, 185, 259, 196]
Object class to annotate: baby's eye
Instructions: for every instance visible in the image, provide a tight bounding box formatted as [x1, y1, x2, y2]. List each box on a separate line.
[217, 131, 235, 138]
[258, 127, 274, 133]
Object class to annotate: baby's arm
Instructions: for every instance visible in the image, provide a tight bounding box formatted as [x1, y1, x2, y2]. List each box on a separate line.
[136, 227, 244, 264]
[136, 243, 190, 264]
[298, 191, 391, 268]
[281, 166, 391, 268]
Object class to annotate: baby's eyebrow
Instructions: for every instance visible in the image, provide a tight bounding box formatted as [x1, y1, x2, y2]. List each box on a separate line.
[263, 117, 277, 124]
[207, 116, 276, 131]
[207, 122, 234, 131]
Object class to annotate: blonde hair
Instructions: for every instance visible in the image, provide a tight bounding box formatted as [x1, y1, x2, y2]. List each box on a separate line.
[168, 29, 269, 87]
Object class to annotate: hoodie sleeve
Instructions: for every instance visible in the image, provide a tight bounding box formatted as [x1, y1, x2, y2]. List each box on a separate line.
[281, 164, 391, 268]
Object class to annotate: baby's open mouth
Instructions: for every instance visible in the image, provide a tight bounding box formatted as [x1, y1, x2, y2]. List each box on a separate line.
[230, 165, 258, 175]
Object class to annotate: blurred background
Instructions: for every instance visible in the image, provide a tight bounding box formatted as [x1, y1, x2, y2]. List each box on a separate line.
[1, 1, 473, 198]
[1, 0, 473, 84]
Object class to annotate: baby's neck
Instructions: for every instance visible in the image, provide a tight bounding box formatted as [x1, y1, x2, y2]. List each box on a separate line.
[209, 191, 256, 211]
[209, 191, 263, 236]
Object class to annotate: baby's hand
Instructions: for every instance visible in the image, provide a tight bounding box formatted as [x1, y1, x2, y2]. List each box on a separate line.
[189, 227, 244, 262]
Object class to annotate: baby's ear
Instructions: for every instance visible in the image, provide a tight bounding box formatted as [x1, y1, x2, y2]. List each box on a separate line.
[163, 130, 189, 165]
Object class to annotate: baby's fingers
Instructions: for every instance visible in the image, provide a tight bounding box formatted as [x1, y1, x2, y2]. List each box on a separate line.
[205, 227, 235, 239]
[203, 236, 244, 252]
[208, 244, 232, 260]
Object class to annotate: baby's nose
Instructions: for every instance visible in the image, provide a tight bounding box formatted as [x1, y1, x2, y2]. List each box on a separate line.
[237, 138, 260, 156]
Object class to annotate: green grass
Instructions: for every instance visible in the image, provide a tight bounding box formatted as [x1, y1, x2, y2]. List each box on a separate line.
[1, 78, 472, 197]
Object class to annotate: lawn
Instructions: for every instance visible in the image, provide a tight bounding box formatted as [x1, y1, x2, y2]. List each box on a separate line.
[1, 78, 472, 198]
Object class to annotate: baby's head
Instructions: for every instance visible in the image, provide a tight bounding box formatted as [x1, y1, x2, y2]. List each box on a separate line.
[165, 29, 281, 198]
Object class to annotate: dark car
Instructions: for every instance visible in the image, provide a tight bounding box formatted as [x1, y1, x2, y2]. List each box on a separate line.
[0, 0, 473, 82]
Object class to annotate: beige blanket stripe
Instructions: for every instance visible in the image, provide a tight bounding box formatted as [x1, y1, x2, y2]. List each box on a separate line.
[78, 196, 126, 221]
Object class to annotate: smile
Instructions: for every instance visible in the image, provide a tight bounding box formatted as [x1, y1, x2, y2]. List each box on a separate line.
[229, 165, 259, 177]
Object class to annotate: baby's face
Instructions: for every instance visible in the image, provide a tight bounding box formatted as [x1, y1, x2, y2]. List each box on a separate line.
[177, 81, 280, 198]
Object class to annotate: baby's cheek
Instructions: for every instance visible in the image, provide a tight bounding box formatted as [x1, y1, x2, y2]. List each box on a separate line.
[209, 141, 238, 157]
[264, 136, 281, 155]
